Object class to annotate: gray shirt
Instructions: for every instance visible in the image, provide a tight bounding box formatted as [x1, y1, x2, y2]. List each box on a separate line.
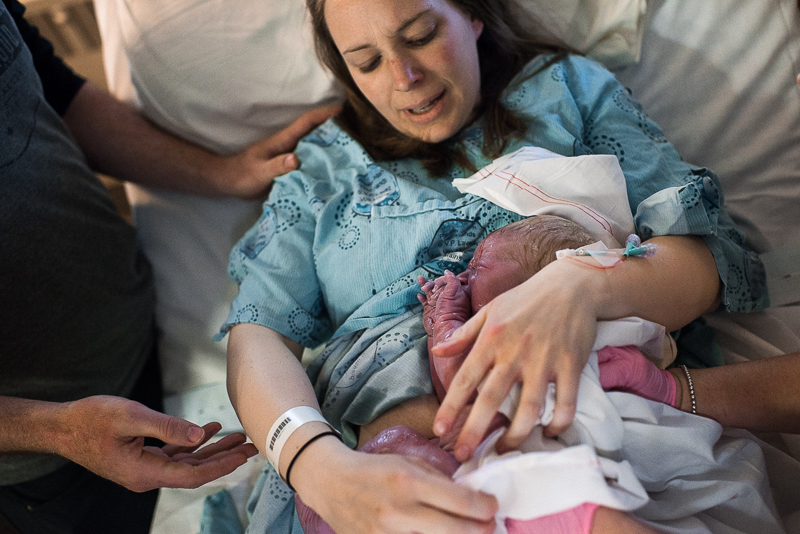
[0, 3, 155, 484]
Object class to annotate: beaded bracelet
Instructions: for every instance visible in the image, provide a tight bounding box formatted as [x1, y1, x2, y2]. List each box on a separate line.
[679, 365, 697, 415]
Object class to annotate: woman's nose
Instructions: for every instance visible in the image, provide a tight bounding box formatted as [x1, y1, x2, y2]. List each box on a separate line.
[390, 57, 422, 91]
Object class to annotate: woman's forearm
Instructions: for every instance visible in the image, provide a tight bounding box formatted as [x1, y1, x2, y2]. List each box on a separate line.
[592, 235, 720, 331]
[227, 326, 498, 534]
[227, 324, 341, 480]
[669, 352, 800, 433]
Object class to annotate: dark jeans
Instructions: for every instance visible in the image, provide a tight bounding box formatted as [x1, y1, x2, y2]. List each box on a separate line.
[0, 344, 164, 534]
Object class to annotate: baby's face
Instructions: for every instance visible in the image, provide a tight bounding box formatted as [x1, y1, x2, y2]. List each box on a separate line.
[458, 237, 532, 313]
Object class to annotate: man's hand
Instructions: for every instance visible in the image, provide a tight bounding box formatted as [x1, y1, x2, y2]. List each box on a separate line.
[212, 105, 341, 199]
[64, 81, 340, 198]
[57, 396, 258, 492]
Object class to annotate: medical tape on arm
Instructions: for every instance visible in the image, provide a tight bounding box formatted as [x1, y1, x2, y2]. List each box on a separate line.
[266, 406, 339, 479]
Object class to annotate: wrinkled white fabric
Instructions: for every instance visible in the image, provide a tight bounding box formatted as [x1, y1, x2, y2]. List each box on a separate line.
[453, 146, 636, 248]
[456, 320, 785, 534]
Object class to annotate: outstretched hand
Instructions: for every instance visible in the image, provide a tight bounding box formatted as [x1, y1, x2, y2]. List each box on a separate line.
[216, 105, 341, 199]
[58, 396, 258, 492]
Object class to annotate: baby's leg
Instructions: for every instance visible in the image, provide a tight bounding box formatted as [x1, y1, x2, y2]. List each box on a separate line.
[357, 394, 440, 448]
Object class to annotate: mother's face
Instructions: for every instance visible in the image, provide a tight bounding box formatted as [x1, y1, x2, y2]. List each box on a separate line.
[325, 0, 483, 144]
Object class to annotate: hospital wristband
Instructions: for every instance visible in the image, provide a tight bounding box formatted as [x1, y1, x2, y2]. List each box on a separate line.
[266, 406, 340, 479]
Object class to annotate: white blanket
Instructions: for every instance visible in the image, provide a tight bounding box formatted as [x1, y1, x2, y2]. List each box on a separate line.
[456, 320, 785, 534]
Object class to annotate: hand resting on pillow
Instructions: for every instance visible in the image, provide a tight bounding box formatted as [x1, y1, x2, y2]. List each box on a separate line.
[63, 82, 340, 199]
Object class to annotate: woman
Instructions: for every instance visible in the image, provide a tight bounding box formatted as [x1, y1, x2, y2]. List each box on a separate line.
[221, 0, 766, 532]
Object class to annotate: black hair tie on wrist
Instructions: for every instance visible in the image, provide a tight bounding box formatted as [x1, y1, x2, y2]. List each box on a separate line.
[285, 430, 341, 491]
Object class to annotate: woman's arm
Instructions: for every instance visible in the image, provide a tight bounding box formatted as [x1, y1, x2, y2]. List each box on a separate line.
[669, 352, 800, 433]
[433, 235, 719, 461]
[227, 323, 498, 534]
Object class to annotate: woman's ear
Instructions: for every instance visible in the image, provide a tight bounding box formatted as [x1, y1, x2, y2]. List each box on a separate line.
[471, 17, 484, 40]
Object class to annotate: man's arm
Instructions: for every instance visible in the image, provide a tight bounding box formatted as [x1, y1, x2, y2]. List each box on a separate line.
[62, 82, 339, 199]
[9, 0, 338, 199]
[0, 395, 257, 492]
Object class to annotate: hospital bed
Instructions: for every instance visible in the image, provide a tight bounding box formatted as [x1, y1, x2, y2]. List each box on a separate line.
[91, 0, 800, 532]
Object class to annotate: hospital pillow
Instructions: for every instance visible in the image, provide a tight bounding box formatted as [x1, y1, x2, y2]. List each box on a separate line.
[516, 0, 647, 68]
[613, 0, 800, 272]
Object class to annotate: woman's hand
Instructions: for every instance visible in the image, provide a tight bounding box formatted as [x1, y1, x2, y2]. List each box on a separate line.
[290, 435, 498, 534]
[432, 258, 604, 461]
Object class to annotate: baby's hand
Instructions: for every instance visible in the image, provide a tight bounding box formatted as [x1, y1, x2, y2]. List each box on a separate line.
[417, 275, 440, 336]
[417, 271, 471, 339]
[419, 272, 473, 399]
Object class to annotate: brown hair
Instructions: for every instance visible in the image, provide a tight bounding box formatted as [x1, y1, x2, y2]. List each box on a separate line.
[488, 215, 596, 275]
[306, 0, 566, 176]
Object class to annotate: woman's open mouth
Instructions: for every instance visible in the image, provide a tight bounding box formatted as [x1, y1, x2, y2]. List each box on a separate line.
[406, 91, 445, 116]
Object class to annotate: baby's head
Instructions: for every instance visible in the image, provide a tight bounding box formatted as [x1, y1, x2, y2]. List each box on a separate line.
[459, 215, 595, 312]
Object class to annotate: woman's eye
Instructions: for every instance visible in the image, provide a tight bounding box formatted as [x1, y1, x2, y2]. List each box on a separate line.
[407, 27, 437, 47]
[358, 57, 381, 74]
